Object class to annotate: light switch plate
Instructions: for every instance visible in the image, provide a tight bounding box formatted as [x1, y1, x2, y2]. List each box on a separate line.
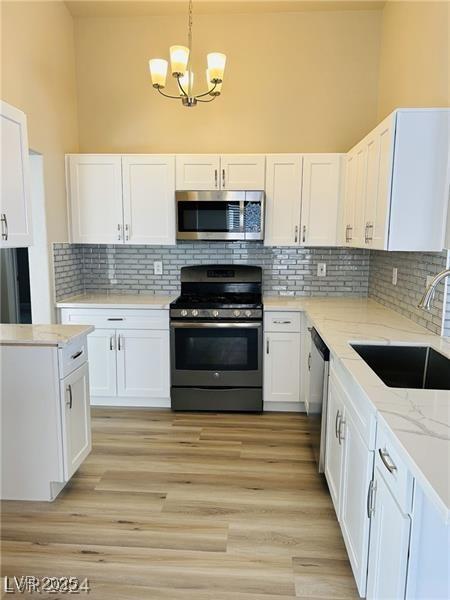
[317, 263, 327, 277]
[392, 267, 398, 285]
[154, 261, 163, 275]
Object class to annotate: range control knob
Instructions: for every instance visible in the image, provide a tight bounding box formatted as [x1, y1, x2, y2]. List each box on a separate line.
[212, 310, 219, 318]
[191, 309, 199, 317]
[181, 309, 188, 317]
[245, 310, 252, 318]
[233, 310, 241, 317]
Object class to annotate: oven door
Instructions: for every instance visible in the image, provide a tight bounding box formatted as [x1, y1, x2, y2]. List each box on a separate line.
[171, 321, 262, 387]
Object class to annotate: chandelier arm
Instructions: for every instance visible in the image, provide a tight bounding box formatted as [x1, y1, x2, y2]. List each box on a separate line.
[196, 95, 217, 103]
[156, 87, 183, 100]
[194, 81, 218, 99]
[176, 76, 189, 97]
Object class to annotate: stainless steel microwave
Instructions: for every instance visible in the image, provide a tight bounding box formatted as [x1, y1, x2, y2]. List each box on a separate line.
[175, 190, 265, 241]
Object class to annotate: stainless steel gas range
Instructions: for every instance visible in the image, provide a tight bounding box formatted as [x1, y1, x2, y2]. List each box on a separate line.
[170, 265, 263, 412]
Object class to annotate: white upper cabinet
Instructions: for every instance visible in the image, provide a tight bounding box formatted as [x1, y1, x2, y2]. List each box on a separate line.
[0, 101, 32, 248]
[122, 155, 175, 245]
[220, 155, 266, 190]
[265, 154, 342, 247]
[176, 155, 220, 190]
[265, 155, 303, 246]
[300, 154, 342, 246]
[67, 154, 175, 245]
[68, 155, 123, 244]
[175, 155, 265, 190]
[342, 109, 449, 251]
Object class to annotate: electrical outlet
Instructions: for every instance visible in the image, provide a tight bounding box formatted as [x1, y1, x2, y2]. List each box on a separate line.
[317, 263, 327, 277]
[426, 275, 435, 288]
[154, 261, 163, 275]
[392, 267, 398, 285]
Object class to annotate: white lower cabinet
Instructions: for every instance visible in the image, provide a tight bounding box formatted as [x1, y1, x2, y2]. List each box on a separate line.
[116, 329, 169, 399]
[60, 307, 170, 407]
[324, 371, 345, 515]
[366, 466, 411, 600]
[340, 409, 374, 595]
[60, 362, 91, 480]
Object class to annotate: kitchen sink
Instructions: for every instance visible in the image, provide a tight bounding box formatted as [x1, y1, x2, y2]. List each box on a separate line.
[350, 344, 450, 390]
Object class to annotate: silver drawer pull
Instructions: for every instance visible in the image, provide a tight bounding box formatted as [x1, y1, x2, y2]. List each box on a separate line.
[107, 318, 124, 321]
[367, 479, 377, 518]
[335, 410, 341, 439]
[66, 384, 73, 409]
[273, 320, 291, 324]
[379, 448, 397, 473]
[70, 350, 83, 360]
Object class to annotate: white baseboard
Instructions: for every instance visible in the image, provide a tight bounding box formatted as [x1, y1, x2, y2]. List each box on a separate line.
[263, 401, 306, 413]
[91, 396, 171, 408]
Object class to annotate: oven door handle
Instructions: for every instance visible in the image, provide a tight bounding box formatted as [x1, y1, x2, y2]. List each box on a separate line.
[170, 321, 262, 329]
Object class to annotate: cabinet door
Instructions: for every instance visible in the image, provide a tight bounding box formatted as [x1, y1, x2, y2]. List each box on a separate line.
[87, 329, 117, 398]
[340, 410, 374, 596]
[363, 133, 381, 248]
[60, 362, 92, 480]
[342, 152, 356, 246]
[122, 155, 175, 245]
[367, 468, 411, 600]
[300, 154, 341, 246]
[371, 116, 395, 249]
[67, 154, 123, 243]
[220, 155, 265, 190]
[325, 374, 345, 516]
[175, 155, 220, 190]
[265, 155, 303, 246]
[117, 329, 170, 398]
[300, 320, 312, 409]
[264, 332, 300, 403]
[0, 101, 32, 248]
[351, 144, 368, 247]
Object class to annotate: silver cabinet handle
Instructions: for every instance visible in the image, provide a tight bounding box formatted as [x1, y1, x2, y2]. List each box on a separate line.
[214, 169, 218, 189]
[364, 222, 369, 244]
[338, 417, 345, 445]
[345, 224, 350, 243]
[273, 320, 291, 324]
[294, 225, 299, 243]
[110, 335, 115, 351]
[335, 409, 341, 439]
[367, 479, 376, 518]
[266, 338, 270, 354]
[308, 352, 311, 371]
[125, 224, 130, 241]
[107, 317, 124, 321]
[379, 448, 397, 473]
[66, 384, 73, 409]
[222, 168, 226, 188]
[1, 213, 8, 241]
[118, 334, 122, 351]
[367, 222, 374, 242]
[117, 223, 122, 241]
[302, 225, 306, 243]
[71, 350, 83, 360]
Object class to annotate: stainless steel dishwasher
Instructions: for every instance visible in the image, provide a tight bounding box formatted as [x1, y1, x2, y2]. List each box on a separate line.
[306, 327, 330, 473]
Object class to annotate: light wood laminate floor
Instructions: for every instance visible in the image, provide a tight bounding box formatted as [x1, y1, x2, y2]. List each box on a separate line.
[1, 409, 358, 599]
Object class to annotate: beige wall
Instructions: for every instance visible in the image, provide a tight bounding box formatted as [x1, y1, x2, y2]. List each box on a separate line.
[74, 9, 382, 154]
[1, 0, 79, 243]
[377, 1, 449, 119]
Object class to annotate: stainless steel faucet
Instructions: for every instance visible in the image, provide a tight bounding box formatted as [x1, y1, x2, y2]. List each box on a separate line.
[418, 269, 450, 310]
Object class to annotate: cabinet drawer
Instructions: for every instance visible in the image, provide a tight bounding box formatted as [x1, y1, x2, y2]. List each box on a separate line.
[375, 420, 414, 514]
[264, 311, 301, 332]
[60, 308, 169, 331]
[59, 335, 88, 379]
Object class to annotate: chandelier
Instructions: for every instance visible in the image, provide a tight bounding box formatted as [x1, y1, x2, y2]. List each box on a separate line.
[148, 0, 226, 108]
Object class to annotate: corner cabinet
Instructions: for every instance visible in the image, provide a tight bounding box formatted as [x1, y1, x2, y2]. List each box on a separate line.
[265, 154, 342, 247]
[342, 109, 449, 251]
[0, 101, 33, 248]
[60, 307, 170, 408]
[175, 154, 265, 191]
[66, 154, 176, 245]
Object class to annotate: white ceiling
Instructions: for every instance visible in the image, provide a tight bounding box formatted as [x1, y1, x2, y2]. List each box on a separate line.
[65, 0, 386, 18]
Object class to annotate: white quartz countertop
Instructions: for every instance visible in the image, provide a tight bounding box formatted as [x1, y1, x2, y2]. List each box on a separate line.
[56, 293, 177, 310]
[264, 296, 450, 522]
[0, 324, 94, 347]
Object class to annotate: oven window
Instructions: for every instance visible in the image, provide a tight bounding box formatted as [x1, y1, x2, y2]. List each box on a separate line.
[174, 327, 258, 371]
[178, 201, 241, 233]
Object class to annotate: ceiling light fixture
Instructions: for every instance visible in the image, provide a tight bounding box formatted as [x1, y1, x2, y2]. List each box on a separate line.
[148, 0, 226, 108]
